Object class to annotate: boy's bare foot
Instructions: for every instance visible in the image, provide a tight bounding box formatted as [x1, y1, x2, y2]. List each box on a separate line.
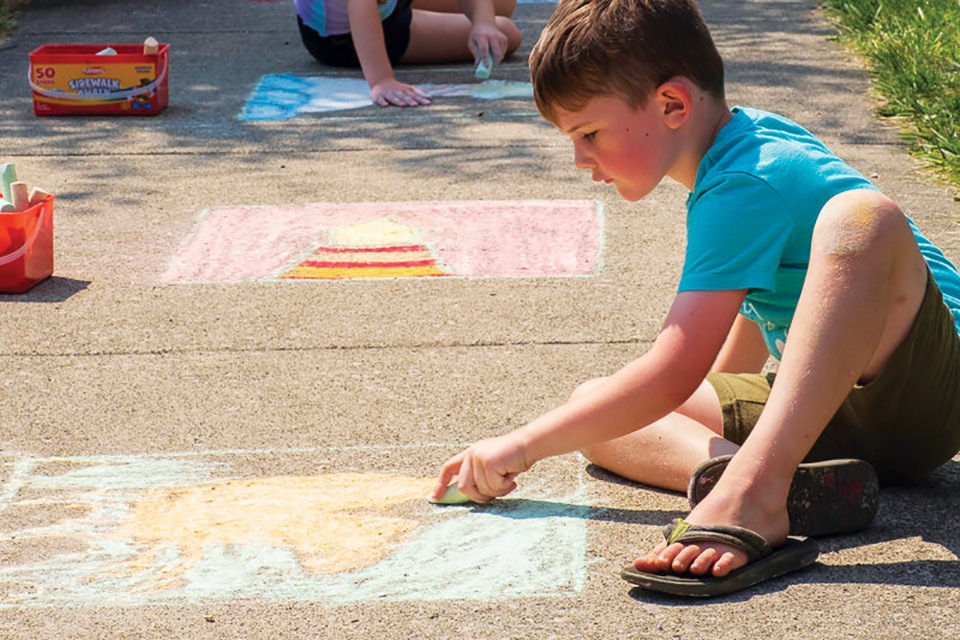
[633, 483, 791, 578]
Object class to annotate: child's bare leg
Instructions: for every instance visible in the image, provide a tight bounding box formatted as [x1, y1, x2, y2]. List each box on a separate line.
[638, 189, 929, 578]
[577, 378, 739, 491]
[411, 0, 517, 17]
[401, 11, 521, 63]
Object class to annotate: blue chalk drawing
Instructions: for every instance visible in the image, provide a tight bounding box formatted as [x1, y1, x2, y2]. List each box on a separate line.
[0, 447, 589, 607]
[238, 73, 533, 121]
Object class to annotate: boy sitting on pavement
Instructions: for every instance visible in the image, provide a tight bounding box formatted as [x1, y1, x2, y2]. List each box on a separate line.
[431, 0, 960, 596]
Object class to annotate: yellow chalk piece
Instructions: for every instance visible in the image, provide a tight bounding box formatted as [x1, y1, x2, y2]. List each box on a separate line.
[28, 187, 50, 207]
[428, 483, 471, 505]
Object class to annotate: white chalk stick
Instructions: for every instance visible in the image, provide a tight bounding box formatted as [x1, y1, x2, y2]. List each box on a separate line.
[28, 187, 50, 207]
[428, 483, 472, 505]
[143, 37, 159, 55]
[0, 198, 15, 213]
[9, 181, 29, 212]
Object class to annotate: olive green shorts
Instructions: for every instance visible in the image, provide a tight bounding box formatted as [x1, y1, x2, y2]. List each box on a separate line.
[707, 271, 960, 484]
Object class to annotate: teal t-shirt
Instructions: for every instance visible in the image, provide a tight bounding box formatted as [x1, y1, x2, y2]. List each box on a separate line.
[680, 106, 960, 359]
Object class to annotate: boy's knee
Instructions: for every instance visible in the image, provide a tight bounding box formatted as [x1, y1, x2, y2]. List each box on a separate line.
[578, 440, 605, 465]
[813, 190, 906, 258]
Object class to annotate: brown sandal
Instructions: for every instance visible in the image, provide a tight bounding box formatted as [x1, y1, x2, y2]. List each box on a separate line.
[688, 455, 880, 537]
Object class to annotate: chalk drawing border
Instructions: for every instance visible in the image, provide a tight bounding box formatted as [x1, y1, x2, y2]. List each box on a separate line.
[0, 446, 590, 608]
[162, 200, 605, 283]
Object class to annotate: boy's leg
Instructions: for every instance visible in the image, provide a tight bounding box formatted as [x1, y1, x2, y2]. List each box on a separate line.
[400, 11, 521, 64]
[578, 378, 739, 492]
[638, 189, 929, 578]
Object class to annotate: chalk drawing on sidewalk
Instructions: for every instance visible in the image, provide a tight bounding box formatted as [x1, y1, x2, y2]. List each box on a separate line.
[0, 448, 589, 607]
[162, 200, 603, 283]
[238, 74, 533, 120]
[280, 218, 450, 279]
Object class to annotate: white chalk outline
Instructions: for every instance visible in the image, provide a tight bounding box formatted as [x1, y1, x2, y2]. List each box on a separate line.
[0, 447, 589, 608]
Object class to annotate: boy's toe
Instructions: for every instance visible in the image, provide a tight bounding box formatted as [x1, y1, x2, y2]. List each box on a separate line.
[687, 546, 720, 575]
[670, 544, 703, 573]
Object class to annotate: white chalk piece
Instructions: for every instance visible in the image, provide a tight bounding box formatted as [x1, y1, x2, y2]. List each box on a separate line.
[475, 53, 492, 80]
[428, 483, 472, 505]
[27, 187, 50, 207]
[143, 37, 159, 55]
[96, 47, 118, 55]
[0, 198, 15, 212]
[9, 181, 29, 212]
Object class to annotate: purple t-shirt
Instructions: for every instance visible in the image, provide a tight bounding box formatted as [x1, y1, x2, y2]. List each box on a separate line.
[294, 0, 398, 36]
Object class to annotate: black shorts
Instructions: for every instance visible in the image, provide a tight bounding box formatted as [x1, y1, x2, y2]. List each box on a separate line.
[296, 1, 413, 68]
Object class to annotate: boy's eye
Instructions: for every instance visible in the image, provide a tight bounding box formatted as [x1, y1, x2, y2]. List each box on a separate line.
[582, 131, 597, 142]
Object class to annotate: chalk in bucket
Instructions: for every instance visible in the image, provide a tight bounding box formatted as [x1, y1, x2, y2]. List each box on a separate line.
[0, 180, 54, 293]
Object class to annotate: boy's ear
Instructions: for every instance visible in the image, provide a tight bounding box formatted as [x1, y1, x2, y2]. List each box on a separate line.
[656, 78, 693, 130]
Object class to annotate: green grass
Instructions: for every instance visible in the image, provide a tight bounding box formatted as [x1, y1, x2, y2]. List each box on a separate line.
[820, 0, 960, 191]
[0, 8, 13, 37]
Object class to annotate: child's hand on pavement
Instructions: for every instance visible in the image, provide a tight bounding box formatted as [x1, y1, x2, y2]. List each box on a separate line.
[370, 78, 431, 107]
[432, 434, 532, 503]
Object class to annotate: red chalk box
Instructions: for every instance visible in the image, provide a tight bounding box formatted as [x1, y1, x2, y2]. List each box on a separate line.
[29, 44, 169, 116]
[0, 195, 54, 293]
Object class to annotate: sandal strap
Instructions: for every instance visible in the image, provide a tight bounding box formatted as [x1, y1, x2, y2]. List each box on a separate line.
[661, 518, 772, 562]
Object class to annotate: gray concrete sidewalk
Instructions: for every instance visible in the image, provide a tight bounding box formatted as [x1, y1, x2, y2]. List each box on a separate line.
[0, 0, 958, 638]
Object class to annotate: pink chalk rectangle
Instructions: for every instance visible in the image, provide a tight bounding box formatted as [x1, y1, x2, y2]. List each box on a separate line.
[162, 200, 603, 282]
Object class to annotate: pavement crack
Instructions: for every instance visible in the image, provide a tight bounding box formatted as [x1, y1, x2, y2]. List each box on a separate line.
[0, 338, 644, 359]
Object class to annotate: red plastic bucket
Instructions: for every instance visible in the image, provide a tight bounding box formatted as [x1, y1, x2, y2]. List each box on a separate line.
[0, 195, 54, 293]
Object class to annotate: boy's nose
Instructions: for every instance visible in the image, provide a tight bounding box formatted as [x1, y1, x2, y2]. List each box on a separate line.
[573, 145, 595, 170]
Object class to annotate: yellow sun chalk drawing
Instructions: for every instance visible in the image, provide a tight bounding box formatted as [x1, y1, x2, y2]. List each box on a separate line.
[280, 218, 450, 280]
[330, 219, 419, 245]
[109, 473, 434, 587]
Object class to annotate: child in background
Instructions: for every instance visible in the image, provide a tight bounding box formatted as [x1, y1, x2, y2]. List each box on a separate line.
[432, 0, 960, 596]
[294, 0, 522, 107]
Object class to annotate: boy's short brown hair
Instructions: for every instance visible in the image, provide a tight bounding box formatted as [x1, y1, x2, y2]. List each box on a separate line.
[529, 0, 725, 122]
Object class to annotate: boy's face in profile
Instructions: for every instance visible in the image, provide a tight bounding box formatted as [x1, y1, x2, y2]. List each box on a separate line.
[552, 94, 677, 202]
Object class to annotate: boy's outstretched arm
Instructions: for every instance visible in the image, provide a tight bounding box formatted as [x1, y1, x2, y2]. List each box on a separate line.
[433, 289, 747, 502]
